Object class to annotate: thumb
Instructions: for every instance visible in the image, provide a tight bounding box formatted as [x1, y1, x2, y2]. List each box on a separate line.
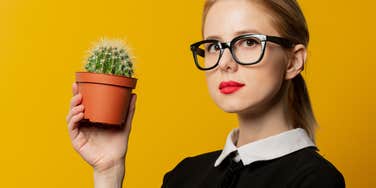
[72, 82, 78, 96]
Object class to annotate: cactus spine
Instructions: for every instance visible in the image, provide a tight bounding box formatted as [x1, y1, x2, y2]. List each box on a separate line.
[85, 39, 134, 77]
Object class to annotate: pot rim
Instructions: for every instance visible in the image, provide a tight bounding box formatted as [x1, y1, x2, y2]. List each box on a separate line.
[75, 71, 137, 88]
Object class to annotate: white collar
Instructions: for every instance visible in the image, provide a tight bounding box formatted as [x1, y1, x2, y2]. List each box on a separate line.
[214, 128, 316, 167]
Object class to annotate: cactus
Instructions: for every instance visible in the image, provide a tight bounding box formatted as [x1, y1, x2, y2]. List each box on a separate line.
[85, 38, 134, 77]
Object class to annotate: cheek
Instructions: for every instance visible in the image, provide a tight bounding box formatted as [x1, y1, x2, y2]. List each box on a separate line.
[231, 67, 285, 114]
[251, 50, 286, 97]
[205, 72, 219, 97]
[257, 63, 284, 90]
[247, 50, 287, 106]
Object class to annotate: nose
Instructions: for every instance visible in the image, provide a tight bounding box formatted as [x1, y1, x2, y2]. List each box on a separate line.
[218, 47, 238, 72]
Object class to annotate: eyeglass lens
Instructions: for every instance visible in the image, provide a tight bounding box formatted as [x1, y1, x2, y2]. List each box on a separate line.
[194, 36, 263, 69]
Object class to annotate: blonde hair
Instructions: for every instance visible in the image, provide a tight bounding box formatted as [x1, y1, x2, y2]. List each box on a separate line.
[202, 0, 317, 142]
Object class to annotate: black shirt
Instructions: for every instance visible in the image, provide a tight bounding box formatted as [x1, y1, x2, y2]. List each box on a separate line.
[161, 147, 345, 188]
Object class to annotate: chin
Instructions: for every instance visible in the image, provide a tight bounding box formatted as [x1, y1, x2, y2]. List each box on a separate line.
[215, 98, 255, 114]
[220, 103, 265, 117]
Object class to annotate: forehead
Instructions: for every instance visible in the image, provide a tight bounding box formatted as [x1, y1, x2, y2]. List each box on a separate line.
[203, 0, 279, 40]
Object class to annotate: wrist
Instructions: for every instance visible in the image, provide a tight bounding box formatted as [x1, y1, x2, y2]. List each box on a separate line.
[94, 160, 125, 188]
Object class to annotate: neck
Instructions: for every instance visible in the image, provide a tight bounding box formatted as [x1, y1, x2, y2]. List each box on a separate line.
[235, 81, 293, 147]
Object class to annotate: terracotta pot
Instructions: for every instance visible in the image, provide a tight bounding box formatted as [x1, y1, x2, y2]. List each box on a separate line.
[75, 72, 137, 126]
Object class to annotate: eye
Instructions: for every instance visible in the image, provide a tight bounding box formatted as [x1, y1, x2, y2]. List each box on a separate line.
[206, 43, 221, 53]
[238, 38, 260, 48]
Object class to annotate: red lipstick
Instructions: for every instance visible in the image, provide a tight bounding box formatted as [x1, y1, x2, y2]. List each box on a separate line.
[219, 81, 245, 94]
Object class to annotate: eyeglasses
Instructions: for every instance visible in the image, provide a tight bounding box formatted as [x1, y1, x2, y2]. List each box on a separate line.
[190, 34, 294, 71]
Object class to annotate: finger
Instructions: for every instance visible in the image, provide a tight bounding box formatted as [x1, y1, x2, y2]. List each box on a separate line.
[72, 82, 78, 96]
[66, 104, 85, 124]
[70, 93, 82, 109]
[68, 112, 84, 132]
[123, 93, 137, 134]
[68, 112, 84, 140]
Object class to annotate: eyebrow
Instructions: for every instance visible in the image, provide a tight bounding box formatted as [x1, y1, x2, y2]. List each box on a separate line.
[205, 29, 263, 40]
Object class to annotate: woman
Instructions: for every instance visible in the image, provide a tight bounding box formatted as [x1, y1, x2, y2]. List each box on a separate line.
[66, 0, 345, 187]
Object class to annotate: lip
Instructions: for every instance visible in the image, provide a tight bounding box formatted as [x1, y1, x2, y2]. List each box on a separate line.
[219, 81, 245, 94]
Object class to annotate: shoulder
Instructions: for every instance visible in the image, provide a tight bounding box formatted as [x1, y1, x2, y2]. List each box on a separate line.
[179, 150, 222, 166]
[286, 147, 346, 188]
[165, 150, 222, 174]
[161, 150, 222, 186]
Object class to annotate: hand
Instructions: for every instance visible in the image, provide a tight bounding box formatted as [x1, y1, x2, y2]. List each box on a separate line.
[66, 82, 137, 173]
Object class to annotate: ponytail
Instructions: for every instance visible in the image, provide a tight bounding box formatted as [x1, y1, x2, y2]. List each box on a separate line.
[288, 73, 317, 142]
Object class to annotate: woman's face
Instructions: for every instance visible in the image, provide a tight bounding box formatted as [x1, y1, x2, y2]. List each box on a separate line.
[203, 0, 289, 115]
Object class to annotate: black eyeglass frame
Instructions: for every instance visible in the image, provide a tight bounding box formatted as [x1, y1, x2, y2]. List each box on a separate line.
[190, 34, 295, 71]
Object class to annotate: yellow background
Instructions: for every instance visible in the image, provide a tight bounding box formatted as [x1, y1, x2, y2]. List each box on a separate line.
[0, 0, 375, 187]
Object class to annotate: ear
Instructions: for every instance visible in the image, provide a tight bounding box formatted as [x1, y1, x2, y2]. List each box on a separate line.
[285, 44, 307, 80]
